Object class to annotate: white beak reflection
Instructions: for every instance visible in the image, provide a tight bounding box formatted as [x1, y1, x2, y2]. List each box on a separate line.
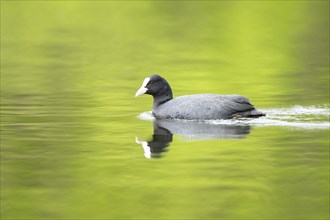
[135, 137, 151, 159]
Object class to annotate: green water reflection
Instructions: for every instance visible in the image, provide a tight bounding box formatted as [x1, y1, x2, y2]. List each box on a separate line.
[1, 1, 329, 219]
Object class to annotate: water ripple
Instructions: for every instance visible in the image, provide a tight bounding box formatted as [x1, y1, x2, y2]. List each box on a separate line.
[138, 105, 330, 130]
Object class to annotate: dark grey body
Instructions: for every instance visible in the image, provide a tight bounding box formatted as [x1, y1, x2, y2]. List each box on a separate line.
[153, 94, 264, 120]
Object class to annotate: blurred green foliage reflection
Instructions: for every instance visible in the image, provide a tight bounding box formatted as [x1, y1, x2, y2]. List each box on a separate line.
[1, 1, 329, 219]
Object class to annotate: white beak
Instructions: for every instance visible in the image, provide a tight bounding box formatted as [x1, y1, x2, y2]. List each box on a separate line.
[135, 87, 148, 97]
[135, 77, 150, 97]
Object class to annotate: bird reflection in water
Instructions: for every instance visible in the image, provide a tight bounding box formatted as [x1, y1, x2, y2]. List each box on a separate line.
[136, 119, 251, 159]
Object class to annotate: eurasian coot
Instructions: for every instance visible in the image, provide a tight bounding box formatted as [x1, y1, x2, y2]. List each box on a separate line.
[135, 74, 265, 120]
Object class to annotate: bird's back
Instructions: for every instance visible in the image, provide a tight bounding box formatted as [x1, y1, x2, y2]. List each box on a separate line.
[153, 94, 259, 120]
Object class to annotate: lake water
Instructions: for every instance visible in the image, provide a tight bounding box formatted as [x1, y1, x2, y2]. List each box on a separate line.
[1, 1, 329, 219]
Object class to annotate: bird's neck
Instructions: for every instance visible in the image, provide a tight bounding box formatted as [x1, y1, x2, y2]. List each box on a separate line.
[152, 84, 173, 109]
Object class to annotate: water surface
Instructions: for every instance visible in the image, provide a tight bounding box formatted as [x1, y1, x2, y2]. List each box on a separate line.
[1, 1, 329, 219]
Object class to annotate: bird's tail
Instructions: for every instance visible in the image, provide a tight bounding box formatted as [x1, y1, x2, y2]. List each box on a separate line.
[232, 109, 266, 119]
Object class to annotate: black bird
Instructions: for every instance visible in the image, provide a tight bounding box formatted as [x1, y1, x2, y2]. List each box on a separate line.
[135, 74, 265, 120]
